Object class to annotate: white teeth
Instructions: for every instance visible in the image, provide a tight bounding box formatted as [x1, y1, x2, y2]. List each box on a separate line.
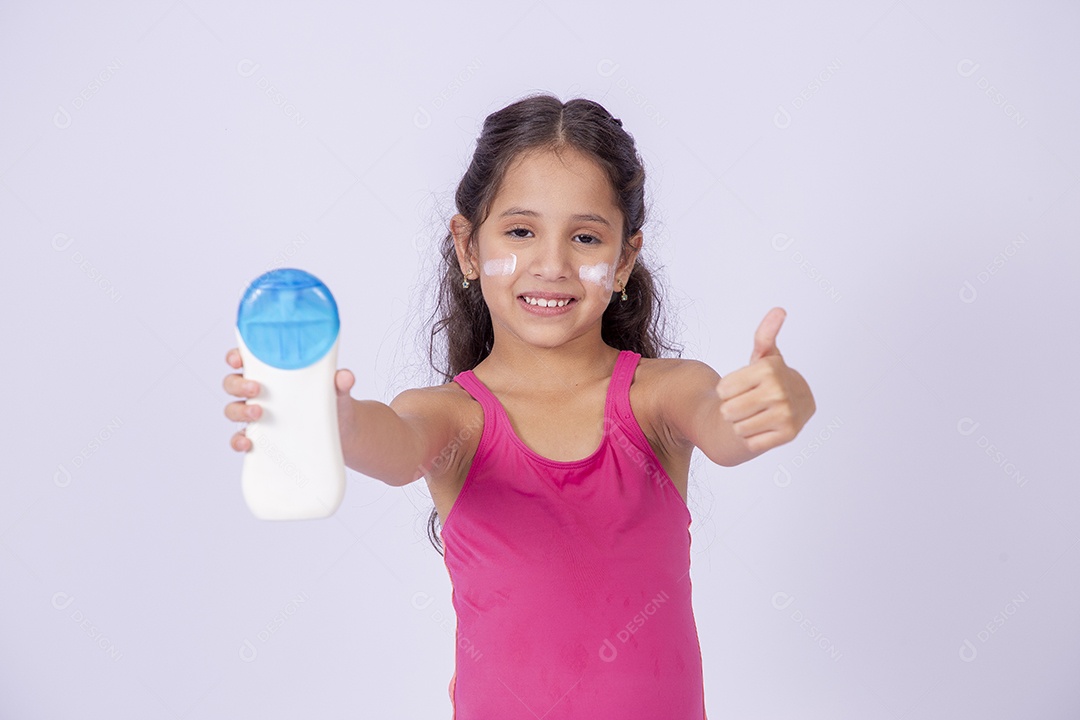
[523, 296, 570, 307]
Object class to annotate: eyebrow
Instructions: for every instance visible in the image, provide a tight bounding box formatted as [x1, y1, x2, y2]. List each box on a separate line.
[498, 207, 612, 228]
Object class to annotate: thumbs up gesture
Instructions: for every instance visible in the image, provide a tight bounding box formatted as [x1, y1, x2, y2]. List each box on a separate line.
[715, 307, 815, 458]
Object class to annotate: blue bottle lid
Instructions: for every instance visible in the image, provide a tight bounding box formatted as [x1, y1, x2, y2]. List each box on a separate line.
[237, 268, 340, 369]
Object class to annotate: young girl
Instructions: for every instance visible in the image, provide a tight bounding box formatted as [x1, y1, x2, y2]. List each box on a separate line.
[223, 93, 815, 719]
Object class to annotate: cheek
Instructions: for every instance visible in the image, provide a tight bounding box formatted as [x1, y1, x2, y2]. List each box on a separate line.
[482, 253, 516, 276]
[578, 262, 615, 293]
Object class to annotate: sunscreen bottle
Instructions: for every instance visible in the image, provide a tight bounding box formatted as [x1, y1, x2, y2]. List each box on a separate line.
[235, 268, 345, 519]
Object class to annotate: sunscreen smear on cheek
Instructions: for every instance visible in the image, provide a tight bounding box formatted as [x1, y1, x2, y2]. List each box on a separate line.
[483, 253, 516, 276]
[579, 262, 614, 292]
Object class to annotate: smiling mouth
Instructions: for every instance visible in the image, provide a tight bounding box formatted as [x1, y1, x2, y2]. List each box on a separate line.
[519, 295, 577, 308]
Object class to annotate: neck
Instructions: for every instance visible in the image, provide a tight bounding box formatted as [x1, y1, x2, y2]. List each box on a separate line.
[474, 328, 620, 396]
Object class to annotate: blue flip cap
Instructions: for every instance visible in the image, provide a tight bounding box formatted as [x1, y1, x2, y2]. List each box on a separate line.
[237, 268, 340, 369]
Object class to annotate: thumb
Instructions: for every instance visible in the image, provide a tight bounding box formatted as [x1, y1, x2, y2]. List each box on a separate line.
[750, 307, 787, 364]
[335, 368, 356, 396]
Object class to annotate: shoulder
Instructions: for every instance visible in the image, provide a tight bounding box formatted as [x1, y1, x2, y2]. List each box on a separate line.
[388, 379, 480, 482]
[388, 379, 478, 445]
[634, 355, 722, 449]
[635, 355, 719, 390]
[389, 379, 474, 420]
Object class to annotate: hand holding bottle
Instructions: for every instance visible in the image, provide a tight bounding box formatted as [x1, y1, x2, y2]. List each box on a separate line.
[222, 348, 357, 453]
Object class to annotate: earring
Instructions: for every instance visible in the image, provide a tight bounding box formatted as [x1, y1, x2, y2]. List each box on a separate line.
[620, 279, 628, 302]
[462, 272, 470, 288]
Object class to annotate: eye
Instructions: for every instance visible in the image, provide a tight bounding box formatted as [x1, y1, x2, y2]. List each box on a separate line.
[505, 227, 601, 245]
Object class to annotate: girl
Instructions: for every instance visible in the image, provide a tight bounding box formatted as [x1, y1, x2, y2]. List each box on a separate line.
[223, 93, 816, 719]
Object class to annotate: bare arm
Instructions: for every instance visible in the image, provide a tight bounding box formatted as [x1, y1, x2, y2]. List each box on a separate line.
[340, 389, 460, 487]
[657, 356, 815, 467]
[225, 348, 460, 487]
[656, 359, 754, 467]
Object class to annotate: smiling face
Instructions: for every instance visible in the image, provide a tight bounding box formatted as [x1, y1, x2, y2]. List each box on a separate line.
[452, 145, 642, 352]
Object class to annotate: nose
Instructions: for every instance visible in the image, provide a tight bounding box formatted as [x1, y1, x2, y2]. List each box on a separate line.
[527, 234, 572, 280]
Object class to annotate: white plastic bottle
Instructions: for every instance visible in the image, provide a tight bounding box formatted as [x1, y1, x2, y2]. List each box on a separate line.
[235, 268, 346, 520]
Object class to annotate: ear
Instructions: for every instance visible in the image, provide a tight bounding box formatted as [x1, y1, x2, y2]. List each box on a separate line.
[615, 230, 642, 286]
[450, 214, 478, 276]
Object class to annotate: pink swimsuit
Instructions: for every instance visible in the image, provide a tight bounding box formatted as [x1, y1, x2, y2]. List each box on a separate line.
[441, 350, 707, 719]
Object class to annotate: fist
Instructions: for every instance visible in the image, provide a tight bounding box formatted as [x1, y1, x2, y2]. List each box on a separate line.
[715, 307, 815, 455]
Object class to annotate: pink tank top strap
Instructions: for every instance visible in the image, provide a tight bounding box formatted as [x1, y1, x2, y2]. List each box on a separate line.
[608, 349, 652, 444]
[450, 369, 499, 468]
[608, 349, 638, 417]
[450, 369, 491, 411]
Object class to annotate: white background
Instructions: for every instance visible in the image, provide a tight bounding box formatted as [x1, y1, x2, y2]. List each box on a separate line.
[2, 1, 1078, 718]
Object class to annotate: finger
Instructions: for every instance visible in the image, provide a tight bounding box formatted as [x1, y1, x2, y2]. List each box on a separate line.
[727, 405, 781, 438]
[230, 430, 252, 452]
[224, 400, 261, 422]
[715, 366, 764, 402]
[718, 389, 772, 425]
[336, 368, 355, 395]
[226, 348, 242, 368]
[750, 307, 787, 364]
[740, 428, 786, 454]
[223, 373, 260, 398]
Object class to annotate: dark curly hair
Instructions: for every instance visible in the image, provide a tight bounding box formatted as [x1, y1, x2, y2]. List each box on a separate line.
[421, 92, 684, 555]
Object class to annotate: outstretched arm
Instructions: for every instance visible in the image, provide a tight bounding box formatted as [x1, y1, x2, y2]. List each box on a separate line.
[347, 387, 461, 487]
[657, 307, 816, 467]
